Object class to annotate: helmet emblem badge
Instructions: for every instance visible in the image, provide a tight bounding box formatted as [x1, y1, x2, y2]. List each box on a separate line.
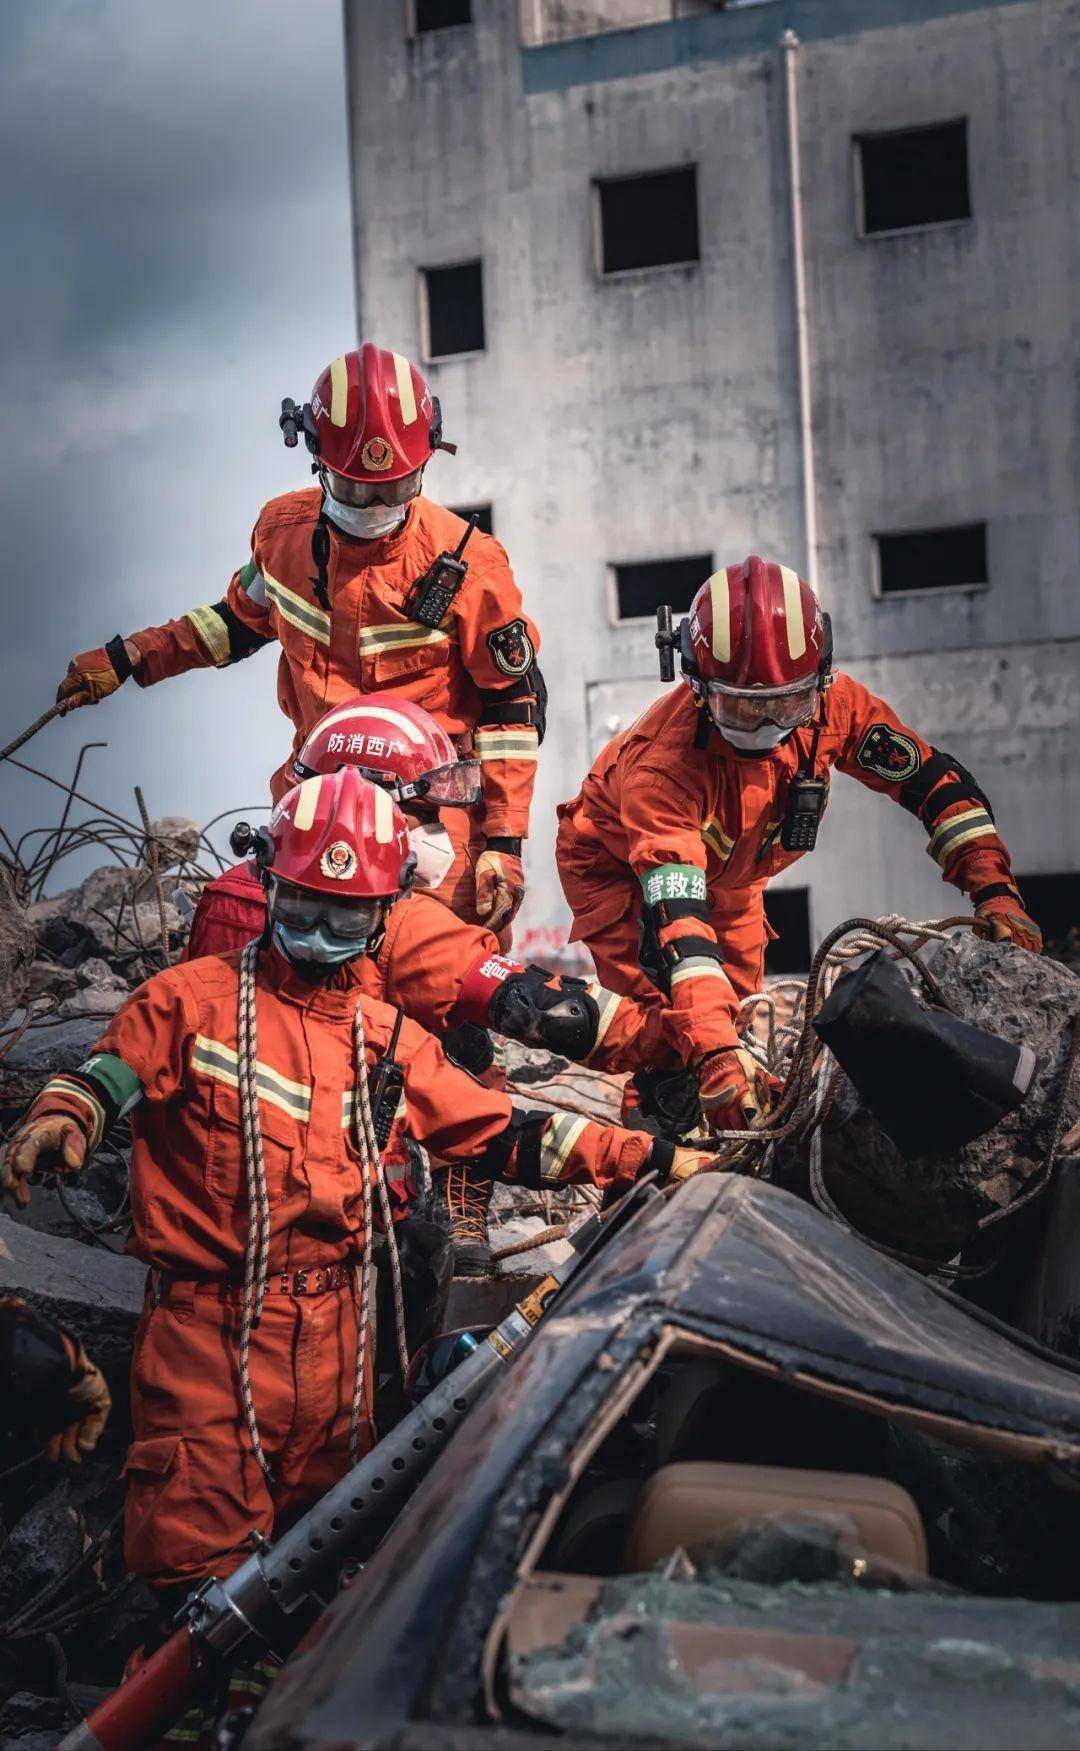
[360, 436, 394, 472]
[320, 841, 358, 881]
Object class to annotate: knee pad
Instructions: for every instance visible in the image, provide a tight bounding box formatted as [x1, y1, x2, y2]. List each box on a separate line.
[488, 967, 599, 1061]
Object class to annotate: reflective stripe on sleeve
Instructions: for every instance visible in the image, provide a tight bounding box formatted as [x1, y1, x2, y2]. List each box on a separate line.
[668, 958, 732, 989]
[539, 1113, 590, 1184]
[185, 605, 231, 667]
[261, 571, 331, 646]
[928, 806, 997, 869]
[474, 729, 539, 763]
[582, 982, 624, 1063]
[46, 1077, 108, 1151]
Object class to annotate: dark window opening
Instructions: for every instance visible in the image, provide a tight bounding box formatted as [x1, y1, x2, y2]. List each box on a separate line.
[856, 120, 970, 235]
[764, 887, 811, 975]
[1014, 875, 1080, 950]
[597, 166, 699, 275]
[422, 261, 485, 359]
[447, 503, 493, 536]
[412, 0, 472, 33]
[875, 523, 987, 596]
[613, 554, 711, 621]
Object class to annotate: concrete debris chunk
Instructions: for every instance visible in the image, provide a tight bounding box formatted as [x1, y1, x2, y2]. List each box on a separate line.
[510, 1572, 1080, 1750]
[0, 861, 34, 1029]
[145, 814, 201, 871]
[0, 1214, 145, 1405]
[814, 934, 1080, 1259]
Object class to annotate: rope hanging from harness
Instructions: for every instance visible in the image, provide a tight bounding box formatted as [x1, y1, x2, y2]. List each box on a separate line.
[237, 940, 273, 1479]
[352, 1006, 410, 1391]
[234, 952, 416, 1473]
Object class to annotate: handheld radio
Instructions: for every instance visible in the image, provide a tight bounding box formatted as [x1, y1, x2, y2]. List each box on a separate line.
[407, 517, 478, 630]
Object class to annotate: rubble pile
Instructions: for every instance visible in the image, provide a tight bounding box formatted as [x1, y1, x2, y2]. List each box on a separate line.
[0, 808, 211, 1744]
[0, 762, 1075, 1743]
[805, 932, 1080, 1269]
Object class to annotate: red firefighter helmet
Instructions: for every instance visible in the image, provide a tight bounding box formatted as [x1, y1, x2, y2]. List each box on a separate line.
[300, 345, 453, 489]
[681, 556, 832, 738]
[263, 768, 414, 899]
[291, 694, 481, 809]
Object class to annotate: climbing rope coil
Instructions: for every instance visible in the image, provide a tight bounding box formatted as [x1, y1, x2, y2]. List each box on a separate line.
[236, 943, 410, 1477]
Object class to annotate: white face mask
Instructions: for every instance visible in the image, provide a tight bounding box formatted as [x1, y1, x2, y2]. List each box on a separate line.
[719, 721, 792, 753]
[321, 487, 405, 541]
[409, 822, 455, 891]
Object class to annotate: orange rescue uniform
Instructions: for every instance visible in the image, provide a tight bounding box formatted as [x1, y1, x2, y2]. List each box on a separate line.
[557, 675, 1023, 1071]
[126, 491, 541, 920]
[21, 946, 659, 1586]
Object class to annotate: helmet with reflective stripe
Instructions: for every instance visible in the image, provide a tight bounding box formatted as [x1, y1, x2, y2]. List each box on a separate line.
[685, 556, 828, 691]
[263, 768, 414, 899]
[291, 693, 481, 809]
[306, 344, 450, 484]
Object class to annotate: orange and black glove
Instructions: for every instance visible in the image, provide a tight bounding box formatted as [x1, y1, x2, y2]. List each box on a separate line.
[665, 1146, 732, 1185]
[475, 838, 526, 933]
[57, 635, 133, 707]
[697, 1046, 779, 1136]
[48, 1333, 111, 1464]
[1, 1113, 87, 1208]
[973, 890, 1042, 954]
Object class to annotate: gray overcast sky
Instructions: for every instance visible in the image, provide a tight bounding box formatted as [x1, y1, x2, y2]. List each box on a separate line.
[0, 0, 354, 879]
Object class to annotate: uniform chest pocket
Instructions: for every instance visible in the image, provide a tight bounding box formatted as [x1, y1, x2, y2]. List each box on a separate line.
[363, 607, 454, 699]
[204, 1080, 298, 1207]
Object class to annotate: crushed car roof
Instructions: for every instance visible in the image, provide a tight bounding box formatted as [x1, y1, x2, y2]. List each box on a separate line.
[249, 1176, 1080, 1749]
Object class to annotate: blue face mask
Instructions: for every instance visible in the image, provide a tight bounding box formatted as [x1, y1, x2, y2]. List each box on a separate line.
[273, 921, 367, 972]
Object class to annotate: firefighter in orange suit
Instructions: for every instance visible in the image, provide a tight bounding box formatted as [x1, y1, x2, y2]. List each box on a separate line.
[185, 694, 674, 1275]
[2, 769, 709, 1594]
[556, 556, 1041, 1136]
[55, 344, 543, 936]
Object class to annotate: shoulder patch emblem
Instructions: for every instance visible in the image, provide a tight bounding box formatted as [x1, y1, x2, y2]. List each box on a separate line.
[855, 723, 921, 784]
[487, 619, 535, 678]
[320, 841, 358, 881]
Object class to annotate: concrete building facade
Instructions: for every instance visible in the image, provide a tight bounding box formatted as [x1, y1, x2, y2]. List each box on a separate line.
[344, 0, 1080, 968]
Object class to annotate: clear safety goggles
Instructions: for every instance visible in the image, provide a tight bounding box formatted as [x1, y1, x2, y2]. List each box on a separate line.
[394, 758, 482, 810]
[267, 878, 384, 943]
[702, 676, 819, 734]
[322, 465, 423, 510]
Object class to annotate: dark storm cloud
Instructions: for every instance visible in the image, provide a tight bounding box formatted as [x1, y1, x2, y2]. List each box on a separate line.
[0, 0, 354, 859]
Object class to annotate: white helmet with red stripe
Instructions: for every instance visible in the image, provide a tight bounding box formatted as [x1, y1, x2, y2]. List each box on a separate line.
[291, 694, 481, 810]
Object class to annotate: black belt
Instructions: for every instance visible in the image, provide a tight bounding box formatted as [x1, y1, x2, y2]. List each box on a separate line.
[150, 1261, 354, 1303]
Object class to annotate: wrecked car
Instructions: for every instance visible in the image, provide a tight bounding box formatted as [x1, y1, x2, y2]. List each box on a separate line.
[247, 1171, 1080, 1751]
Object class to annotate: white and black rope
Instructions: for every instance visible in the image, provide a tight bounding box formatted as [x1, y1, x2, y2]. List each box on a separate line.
[349, 1007, 410, 1463]
[237, 940, 272, 1479]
